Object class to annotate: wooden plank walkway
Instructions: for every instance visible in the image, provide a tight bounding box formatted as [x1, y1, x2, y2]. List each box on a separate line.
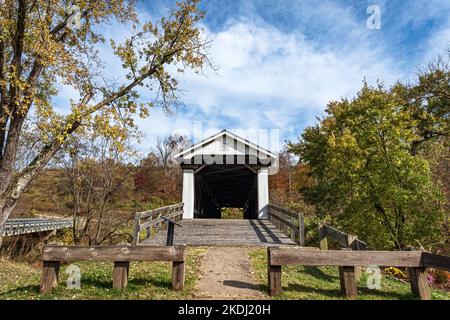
[141, 219, 296, 247]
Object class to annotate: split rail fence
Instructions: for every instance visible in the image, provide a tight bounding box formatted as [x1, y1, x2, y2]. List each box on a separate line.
[132, 203, 183, 245]
[40, 244, 186, 294]
[267, 246, 450, 300]
[267, 204, 305, 246]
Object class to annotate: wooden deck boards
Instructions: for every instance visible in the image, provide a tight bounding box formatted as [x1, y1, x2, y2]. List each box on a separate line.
[141, 219, 297, 247]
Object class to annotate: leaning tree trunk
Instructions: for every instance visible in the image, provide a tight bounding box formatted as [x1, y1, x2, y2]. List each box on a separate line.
[0, 171, 37, 234]
[0, 138, 65, 234]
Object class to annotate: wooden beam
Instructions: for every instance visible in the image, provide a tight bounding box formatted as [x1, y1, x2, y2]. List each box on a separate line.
[267, 211, 299, 231]
[268, 204, 301, 219]
[139, 210, 183, 230]
[138, 203, 184, 219]
[42, 245, 186, 262]
[269, 248, 423, 267]
[422, 252, 450, 272]
[321, 225, 349, 247]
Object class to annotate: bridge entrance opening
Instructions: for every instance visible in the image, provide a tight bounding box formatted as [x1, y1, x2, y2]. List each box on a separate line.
[194, 165, 258, 219]
[221, 208, 244, 219]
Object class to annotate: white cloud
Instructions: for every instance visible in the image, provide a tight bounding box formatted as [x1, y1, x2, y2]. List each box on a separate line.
[159, 19, 404, 148]
[424, 25, 450, 63]
[53, 1, 450, 153]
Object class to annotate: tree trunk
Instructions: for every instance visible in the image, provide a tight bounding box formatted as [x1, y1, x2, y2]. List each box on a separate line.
[0, 198, 16, 235]
[0, 174, 33, 234]
[0, 137, 65, 233]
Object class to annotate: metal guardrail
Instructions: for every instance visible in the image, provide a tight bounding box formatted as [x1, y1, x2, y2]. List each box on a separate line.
[1, 218, 73, 236]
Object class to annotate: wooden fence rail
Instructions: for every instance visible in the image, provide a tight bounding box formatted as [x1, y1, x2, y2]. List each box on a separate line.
[318, 223, 367, 250]
[267, 247, 450, 300]
[133, 203, 184, 245]
[40, 244, 186, 294]
[268, 204, 305, 246]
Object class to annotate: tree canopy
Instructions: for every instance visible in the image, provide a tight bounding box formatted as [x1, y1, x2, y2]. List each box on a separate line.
[0, 0, 211, 232]
[289, 60, 450, 250]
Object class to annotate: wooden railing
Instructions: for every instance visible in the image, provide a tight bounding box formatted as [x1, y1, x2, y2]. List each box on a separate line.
[318, 223, 367, 250]
[132, 203, 184, 245]
[40, 244, 186, 294]
[2, 218, 73, 236]
[267, 246, 450, 300]
[268, 204, 305, 246]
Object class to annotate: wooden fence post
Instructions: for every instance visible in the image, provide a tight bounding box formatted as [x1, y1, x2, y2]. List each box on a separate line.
[132, 214, 140, 245]
[172, 260, 185, 291]
[338, 247, 357, 299]
[113, 261, 130, 290]
[40, 261, 61, 294]
[298, 214, 305, 246]
[267, 248, 282, 296]
[339, 265, 357, 299]
[268, 265, 281, 296]
[346, 235, 357, 249]
[346, 234, 362, 280]
[318, 224, 328, 250]
[408, 267, 431, 300]
[146, 216, 152, 240]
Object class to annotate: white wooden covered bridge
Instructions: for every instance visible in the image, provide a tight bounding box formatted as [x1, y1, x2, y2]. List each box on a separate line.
[134, 130, 305, 247]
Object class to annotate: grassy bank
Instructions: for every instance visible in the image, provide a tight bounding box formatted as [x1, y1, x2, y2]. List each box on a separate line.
[0, 247, 206, 300]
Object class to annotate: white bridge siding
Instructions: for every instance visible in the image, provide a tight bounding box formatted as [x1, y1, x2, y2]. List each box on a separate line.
[257, 168, 269, 219]
[182, 169, 195, 219]
[176, 130, 277, 220]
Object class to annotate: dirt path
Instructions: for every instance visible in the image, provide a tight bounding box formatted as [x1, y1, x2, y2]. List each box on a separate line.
[193, 247, 265, 299]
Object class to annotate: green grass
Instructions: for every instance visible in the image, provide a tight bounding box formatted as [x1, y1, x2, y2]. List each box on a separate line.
[0, 247, 206, 300]
[2, 247, 449, 300]
[249, 248, 450, 300]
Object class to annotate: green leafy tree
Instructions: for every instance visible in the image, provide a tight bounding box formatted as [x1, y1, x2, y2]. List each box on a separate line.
[290, 81, 447, 250]
[0, 0, 211, 233]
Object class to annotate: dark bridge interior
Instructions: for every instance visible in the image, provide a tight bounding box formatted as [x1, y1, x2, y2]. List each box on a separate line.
[194, 165, 258, 219]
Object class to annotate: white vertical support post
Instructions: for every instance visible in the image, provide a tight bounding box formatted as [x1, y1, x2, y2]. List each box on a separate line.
[182, 169, 195, 219]
[257, 168, 269, 219]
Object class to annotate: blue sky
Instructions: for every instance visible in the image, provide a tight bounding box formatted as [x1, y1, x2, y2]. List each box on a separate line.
[55, 0, 450, 153]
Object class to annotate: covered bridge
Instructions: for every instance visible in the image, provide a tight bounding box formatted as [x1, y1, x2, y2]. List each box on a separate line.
[175, 130, 277, 220]
[136, 130, 304, 247]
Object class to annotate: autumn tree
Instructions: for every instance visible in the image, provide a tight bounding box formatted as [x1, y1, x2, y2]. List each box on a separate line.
[134, 134, 190, 200]
[0, 0, 211, 233]
[290, 79, 448, 250]
[57, 132, 137, 245]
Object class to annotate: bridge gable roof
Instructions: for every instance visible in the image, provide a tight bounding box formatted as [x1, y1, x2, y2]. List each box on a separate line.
[174, 130, 277, 160]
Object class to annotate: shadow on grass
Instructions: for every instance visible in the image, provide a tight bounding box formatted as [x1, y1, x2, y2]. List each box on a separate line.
[79, 276, 172, 290]
[0, 284, 40, 297]
[0, 276, 173, 298]
[302, 266, 338, 283]
[283, 283, 413, 300]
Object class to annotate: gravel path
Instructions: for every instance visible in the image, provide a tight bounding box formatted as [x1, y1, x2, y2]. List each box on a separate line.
[193, 247, 265, 299]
